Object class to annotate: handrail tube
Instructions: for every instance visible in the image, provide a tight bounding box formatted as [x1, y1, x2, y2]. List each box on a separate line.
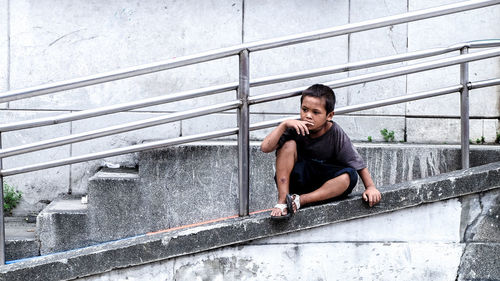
[249, 85, 463, 131]
[0, 133, 5, 265]
[249, 47, 500, 105]
[455, 39, 500, 48]
[0, 128, 239, 177]
[0, 83, 239, 132]
[0, 101, 241, 158]
[460, 47, 470, 169]
[468, 77, 500, 89]
[237, 49, 250, 216]
[1, 0, 498, 104]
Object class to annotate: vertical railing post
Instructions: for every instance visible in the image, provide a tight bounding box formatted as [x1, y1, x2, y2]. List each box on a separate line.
[460, 46, 470, 169]
[0, 132, 5, 264]
[238, 49, 250, 216]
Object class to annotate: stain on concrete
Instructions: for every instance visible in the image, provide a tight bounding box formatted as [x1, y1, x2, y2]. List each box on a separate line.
[174, 256, 258, 280]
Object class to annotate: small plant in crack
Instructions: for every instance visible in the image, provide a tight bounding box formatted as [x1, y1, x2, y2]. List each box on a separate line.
[380, 128, 395, 142]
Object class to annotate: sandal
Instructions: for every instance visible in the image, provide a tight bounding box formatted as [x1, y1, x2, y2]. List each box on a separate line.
[286, 194, 301, 214]
[271, 203, 291, 220]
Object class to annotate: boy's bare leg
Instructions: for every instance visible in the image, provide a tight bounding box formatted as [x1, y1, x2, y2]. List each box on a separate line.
[292, 173, 350, 212]
[271, 140, 297, 217]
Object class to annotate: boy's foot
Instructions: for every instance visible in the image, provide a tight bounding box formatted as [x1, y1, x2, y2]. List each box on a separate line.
[287, 194, 301, 214]
[271, 203, 291, 220]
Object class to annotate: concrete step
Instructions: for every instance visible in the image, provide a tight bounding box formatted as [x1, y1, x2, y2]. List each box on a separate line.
[4, 217, 38, 262]
[87, 167, 143, 243]
[36, 197, 88, 255]
[36, 167, 140, 255]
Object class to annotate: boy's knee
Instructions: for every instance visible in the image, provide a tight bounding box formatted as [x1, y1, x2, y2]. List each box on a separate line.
[338, 173, 350, 186]
[277, 176, 288, 185]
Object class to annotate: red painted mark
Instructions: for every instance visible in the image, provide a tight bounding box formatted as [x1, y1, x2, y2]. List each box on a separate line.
[147, 208, 273, 235]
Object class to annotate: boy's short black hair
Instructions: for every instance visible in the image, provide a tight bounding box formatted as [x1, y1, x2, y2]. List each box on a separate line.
[300, 84, 336, 113]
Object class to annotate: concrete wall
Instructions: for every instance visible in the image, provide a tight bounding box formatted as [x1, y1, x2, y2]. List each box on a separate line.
[75, 189, 499, 281]
[0, 1, 499, 215]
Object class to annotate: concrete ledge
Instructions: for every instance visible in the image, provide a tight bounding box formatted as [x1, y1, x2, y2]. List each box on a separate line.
[1, 162, 498, 281]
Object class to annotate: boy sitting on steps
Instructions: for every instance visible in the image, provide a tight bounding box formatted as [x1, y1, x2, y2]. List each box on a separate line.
[260, 84, 381, 219]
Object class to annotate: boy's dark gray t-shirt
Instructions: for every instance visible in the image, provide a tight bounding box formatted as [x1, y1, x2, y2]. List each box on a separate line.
[277, 121, 366, 170]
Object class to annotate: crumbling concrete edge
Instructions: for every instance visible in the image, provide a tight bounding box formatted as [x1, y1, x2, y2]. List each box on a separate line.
[0, 162, 499, 281]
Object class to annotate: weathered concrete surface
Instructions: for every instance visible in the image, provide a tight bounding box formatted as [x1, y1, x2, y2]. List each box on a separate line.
[87, 168, 147, 243]
[36, 197, 89, 255]
[256, 198, 463, 244]
[140, 142, 500, 209]
[348, 0, 407, 117]
[461, 190, 500, 243]
[0, 162, 498, 281]
[74, 189, 500, 281]
[79, 243, 464, 281]
[406, 118, 496, 144]
[30, 143, 500, 257]
[4, 217, 39, 261]
[8, 0, 241, 111]
[457, 243, 500, 281]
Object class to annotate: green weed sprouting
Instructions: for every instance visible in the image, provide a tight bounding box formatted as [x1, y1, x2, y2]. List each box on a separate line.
[3, 182, 22, 214]
[380, 128, 395, 142]
[367, 136, 373, 142]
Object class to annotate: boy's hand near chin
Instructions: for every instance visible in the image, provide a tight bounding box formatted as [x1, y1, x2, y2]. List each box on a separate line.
[284, 119, 312, 136]
[362, 187, 381, 207]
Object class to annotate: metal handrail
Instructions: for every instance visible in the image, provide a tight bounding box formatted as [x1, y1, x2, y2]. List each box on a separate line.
[2, 46, 500, 158]
[3, 39, 499, 133]
[4, 75, 500, 177]
[1, 0, 500, 265]
[0, 0, 498, 104]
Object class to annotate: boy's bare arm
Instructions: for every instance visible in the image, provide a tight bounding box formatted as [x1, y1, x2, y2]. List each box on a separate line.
[260, 119, 312, 153]
[358, 168, 381, 207]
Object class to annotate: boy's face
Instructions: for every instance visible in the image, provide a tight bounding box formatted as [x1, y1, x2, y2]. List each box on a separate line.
[300, 96, 334, 133]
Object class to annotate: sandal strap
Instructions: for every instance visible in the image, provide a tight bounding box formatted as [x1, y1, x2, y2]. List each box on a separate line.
[273, 203, 287, 212]
[292, 194, 301, 210]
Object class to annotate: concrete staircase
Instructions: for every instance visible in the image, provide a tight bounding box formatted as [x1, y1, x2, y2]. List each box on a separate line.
[0, 160, 498, 280]
[4, 143, 500, 262]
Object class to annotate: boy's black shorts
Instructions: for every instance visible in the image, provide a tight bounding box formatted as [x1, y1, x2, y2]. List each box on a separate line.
[276, 157, 358, 203]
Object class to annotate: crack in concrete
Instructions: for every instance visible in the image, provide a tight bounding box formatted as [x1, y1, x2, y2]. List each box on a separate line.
[463, 193, 485, 242]
[48, 29, 85, 47]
